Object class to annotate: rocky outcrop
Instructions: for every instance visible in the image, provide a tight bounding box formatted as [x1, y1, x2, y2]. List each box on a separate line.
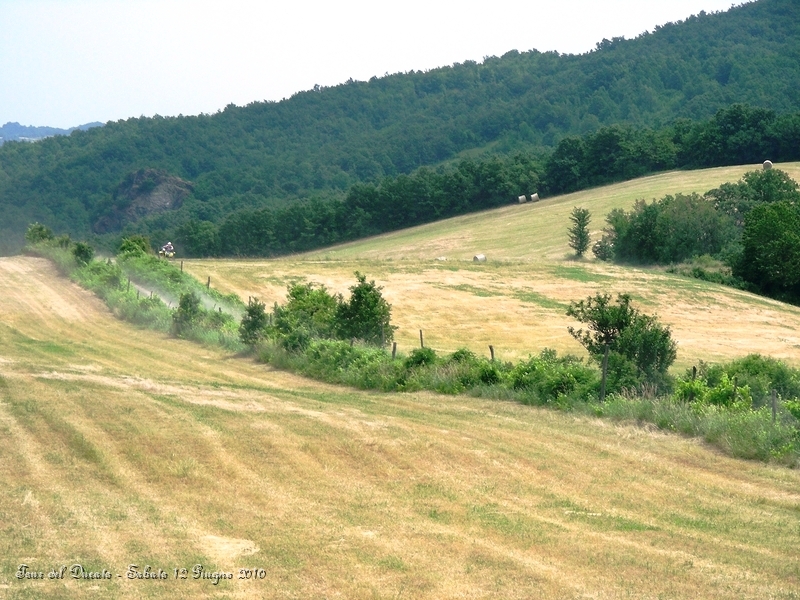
[93, 169, 192, 233]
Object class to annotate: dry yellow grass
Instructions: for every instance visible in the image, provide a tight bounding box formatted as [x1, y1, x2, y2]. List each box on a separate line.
[4, 165, 800, 598]
[1, 255, 799, 598]
[183, 163, 800, 370]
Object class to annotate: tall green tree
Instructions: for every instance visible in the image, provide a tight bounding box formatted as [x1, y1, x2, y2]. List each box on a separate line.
[734, 201, 800, 300]
[568, 207, 592, 257]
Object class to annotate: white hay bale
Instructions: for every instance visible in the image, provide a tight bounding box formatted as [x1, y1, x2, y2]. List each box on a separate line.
[763, 160, 773, 170]
[435, 256, 447, 261]
[518, 195, 527, 204]
[473, 254, 487, 262]
[530, 193, 540, 202]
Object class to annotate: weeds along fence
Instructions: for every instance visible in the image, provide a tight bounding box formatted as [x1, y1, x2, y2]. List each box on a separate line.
[256, 335, 800, 467]
[25, 241, 800, 466]
[27, 244, 244, 352]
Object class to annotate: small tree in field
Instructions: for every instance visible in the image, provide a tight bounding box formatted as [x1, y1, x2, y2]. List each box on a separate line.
[568, 207, 591, 257]
[72, 242, 95, 265]
[335, 272, 396, 346]
[172, 292, 201, 337]
[239, 297, 268, 346]
[567, 293, 676, 393]
[25, 222, 54, 245]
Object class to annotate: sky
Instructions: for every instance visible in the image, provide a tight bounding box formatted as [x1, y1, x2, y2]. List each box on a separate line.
[0, 0, 746, 129]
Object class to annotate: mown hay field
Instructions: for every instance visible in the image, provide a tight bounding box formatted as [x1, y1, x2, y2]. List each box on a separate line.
[185, 162, 800, 369]
[4, 163, 800, 599]
[1, 256, 799, 600]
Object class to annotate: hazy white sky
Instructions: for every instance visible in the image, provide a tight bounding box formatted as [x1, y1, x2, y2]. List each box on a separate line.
[0, 0, 745, 128]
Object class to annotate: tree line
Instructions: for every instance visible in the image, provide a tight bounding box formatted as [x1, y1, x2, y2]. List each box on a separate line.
[587, 167, 800, 304]
[1, 0, 798, 254]
[175, 104, 800, 257]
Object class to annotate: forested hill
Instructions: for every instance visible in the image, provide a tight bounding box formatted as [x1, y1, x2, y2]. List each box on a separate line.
[1, 0, 799, 255]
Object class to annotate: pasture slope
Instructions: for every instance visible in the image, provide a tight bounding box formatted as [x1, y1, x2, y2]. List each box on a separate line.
[0, 164, 799, 599]
[0, 257, 800, 599]
[186, 162, 800, 369]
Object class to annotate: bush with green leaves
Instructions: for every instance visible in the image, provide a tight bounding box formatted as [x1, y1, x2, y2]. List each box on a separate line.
[118, 235, 152, 257]
[24, 222, 54, 245]
[74, 260, 124, 294]
[690, 354, 800, 408]
[404, 347, 438, 369]
[567, 293, 676, 394]
[508, 349, 598, 404]
[172, 292, 202, 337]
[270, 282, 339, 351]
[239, 297, 269, 346]
[335, 272, 396, 345]
[734, 200, 800, 301]
[71, 241, 95, 266]
[674, 372, 752, 409]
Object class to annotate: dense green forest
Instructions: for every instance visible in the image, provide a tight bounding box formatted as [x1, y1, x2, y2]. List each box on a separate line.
[593, 167, 800, 305]
[1, 0, 799, 255]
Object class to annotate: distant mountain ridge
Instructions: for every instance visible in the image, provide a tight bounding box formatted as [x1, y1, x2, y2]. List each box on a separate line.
[0, 121, 103, 145]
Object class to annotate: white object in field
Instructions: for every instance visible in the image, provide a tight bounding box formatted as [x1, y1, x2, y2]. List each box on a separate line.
[518, 195, 528, 203]
[530, 193, 540, 202]
[473, 254, 487, 262]
[763, 160, 773, 170]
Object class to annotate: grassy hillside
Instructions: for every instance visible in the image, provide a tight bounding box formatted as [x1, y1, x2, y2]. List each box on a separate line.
[184, 163, 800, 369]
[1, 256, 799, 599]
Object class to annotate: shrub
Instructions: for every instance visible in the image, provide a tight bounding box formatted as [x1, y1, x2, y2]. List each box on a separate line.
[509, 349, 598, 404]
[271, 282, 339, 350]
[75, 260, 123, 292]
[335, 272, 396, 346]
[118, 235, 151, 257]
[592, 235, 614, 261]
[172, 292, 201, 337]
[72, 242, 95, 266]
[25, 222, 54, 244]
[567, 293, 676, 394]
[448, 348, 478, 363]
[239, 297, 269, 346]
[404, 347, 437, 369]
[607, 194, 736, 264]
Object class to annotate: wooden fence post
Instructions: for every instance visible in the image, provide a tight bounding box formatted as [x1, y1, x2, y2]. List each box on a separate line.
[180, 260, 184, 272]
[599, 344, 610, 403]
[772, 389, 777, 423]
[381, 324, 385, 348]
[207, 276, 211, 289]
[392, 342, 397, 360]
[419, 329, 424, 348]
[489, 345, 494, 361]
[689, 365, 697, 403]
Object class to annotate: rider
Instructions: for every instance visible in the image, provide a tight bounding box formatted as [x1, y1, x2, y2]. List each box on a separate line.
[162, 241, 174, 253]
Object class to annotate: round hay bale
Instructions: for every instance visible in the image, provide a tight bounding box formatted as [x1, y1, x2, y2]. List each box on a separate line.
[518, 195, 527, 204]
[763, 160, 773, 170]
[530, 193, 540, 202]
[473, 254, 487, 263]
